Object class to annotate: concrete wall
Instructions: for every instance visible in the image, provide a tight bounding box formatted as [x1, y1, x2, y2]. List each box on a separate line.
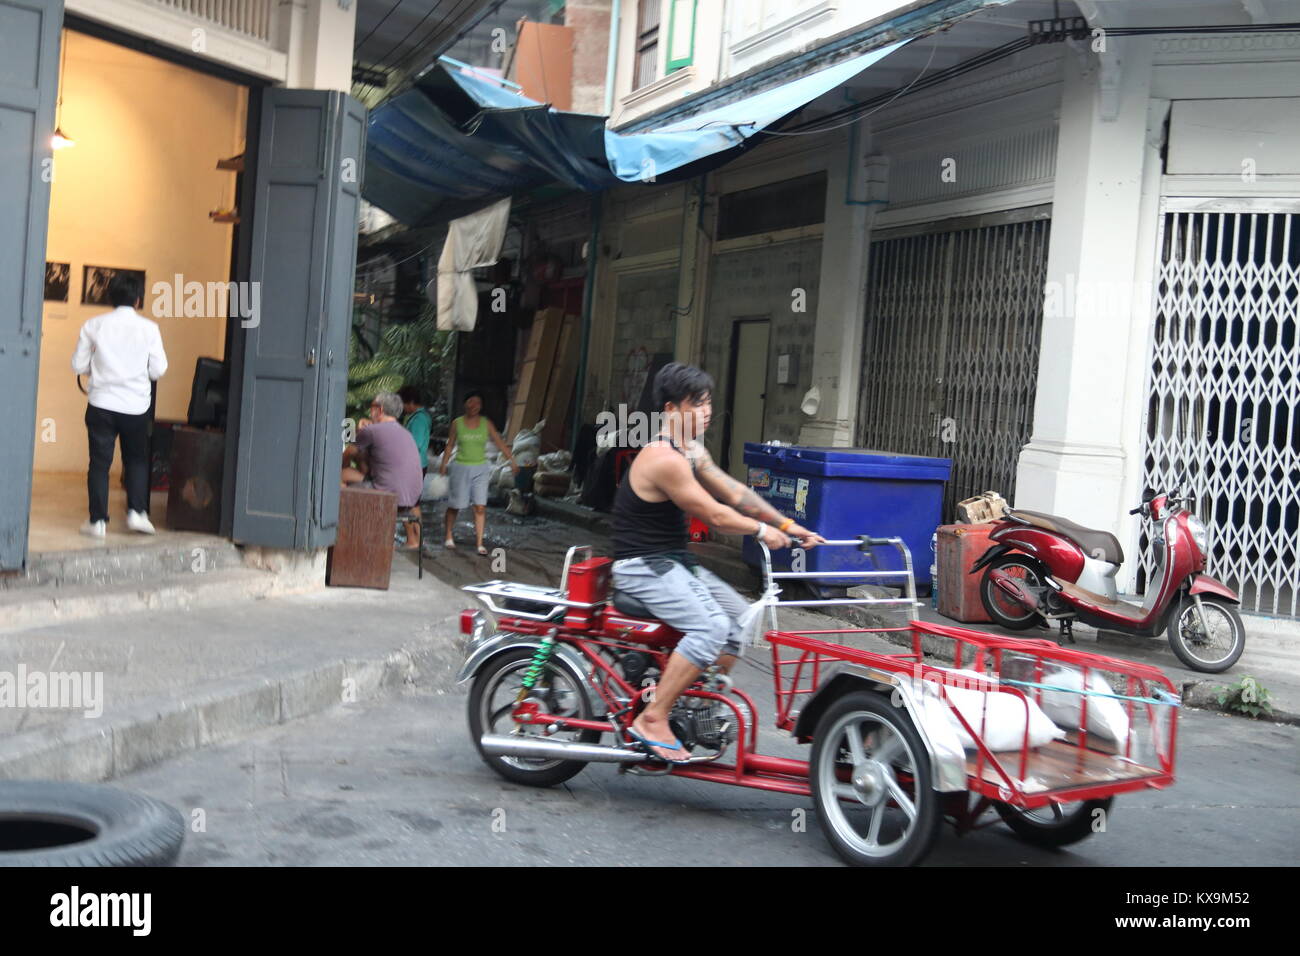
[36, 31, 242, 473]
[565, 0, 613, 114]
[701, 238, 821, 457]
[608, 267, 679, 411]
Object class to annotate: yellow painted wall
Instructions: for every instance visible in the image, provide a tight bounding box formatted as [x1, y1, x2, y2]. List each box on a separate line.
[36, 30, 245, 473]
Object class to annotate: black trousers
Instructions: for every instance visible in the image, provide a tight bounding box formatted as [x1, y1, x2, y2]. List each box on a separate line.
[85, 404, 151, 523]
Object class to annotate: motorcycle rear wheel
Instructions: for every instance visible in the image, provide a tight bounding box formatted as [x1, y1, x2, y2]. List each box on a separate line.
[468, 648, 600, 787]
[979, 554, 1047, 631]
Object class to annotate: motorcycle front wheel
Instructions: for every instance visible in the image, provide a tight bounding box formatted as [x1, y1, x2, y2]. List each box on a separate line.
[468, 648, 600, 787]
[1166, 595, 1245, 673]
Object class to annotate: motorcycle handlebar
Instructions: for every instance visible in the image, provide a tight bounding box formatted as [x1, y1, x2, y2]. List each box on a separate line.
[1128, 506, 1142, 515]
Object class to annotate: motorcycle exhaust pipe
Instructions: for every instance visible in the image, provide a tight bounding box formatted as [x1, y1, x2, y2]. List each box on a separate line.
[480, 734, 647, 763]
[989, 569, 1040, 610]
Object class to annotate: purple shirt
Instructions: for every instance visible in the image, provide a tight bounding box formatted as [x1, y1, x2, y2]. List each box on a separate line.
[357, 420, 423, 507]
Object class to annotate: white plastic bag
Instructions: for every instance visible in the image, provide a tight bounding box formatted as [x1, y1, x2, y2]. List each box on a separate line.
[1038, 666, 1130, 744]
[915, 668, 1065, 752]
[421, 471, 449, 502]
[537, 450, 571, 473]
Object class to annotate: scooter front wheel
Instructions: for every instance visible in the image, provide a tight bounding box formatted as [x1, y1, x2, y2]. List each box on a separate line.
[1167, 595, 1245, 673]
[979, 554, 1047, 631]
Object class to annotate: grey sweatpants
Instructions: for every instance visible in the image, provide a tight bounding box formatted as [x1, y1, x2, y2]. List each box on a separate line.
[610, 555, 749, 669]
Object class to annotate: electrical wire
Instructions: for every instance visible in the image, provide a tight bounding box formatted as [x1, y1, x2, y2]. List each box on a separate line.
[759, 34, 942, 137]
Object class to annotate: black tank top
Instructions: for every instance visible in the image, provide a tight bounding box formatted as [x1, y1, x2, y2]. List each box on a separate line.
[612, 438, 694, 562]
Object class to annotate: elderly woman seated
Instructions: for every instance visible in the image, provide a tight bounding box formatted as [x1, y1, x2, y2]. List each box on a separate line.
[342, 391, 425, 546]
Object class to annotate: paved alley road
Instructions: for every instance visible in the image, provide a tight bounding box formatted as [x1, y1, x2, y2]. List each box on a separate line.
[121, 653, 1298, 867]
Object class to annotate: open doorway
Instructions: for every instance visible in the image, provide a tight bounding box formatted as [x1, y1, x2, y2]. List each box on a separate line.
[30, 28, 249, 554]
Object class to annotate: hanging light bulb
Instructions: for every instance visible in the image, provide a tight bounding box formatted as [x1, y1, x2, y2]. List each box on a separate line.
[52, 29, 75, 150]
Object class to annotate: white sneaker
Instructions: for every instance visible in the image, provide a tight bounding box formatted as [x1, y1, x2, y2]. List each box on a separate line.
[80, 520, 106, 539]
[126, 510, 156, 535]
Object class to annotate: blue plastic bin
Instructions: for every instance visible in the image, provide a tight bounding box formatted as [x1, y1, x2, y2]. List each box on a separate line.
[740, 444, 952, 588]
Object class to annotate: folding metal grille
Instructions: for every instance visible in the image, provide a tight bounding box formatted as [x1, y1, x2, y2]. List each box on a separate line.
[1140, 204, 1300, 618]
[858, 209, 1051, 520]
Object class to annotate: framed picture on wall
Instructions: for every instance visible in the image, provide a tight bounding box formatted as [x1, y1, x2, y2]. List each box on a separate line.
[82, 265, 146, 307]
[44, 262, 70, 302]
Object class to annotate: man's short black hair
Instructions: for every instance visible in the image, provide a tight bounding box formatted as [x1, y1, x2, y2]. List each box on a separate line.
[107, 273, 143, 308]
[653, 362, 714, 410]
[463, 390, 483, 404]
[398, 385, 422, 405]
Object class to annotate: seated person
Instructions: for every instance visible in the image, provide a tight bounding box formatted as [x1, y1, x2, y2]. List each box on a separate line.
[611, 363, 823, 763]
[342, 392, 424, 543]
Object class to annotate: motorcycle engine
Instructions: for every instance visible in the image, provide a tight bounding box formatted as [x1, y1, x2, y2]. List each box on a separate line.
[669, 695, 736, 754]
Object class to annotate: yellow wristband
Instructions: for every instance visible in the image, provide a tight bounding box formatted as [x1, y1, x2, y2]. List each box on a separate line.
[778, 518, 795, 532]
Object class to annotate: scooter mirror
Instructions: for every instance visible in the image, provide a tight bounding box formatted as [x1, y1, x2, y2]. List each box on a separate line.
[1141, 487, 1156, 503]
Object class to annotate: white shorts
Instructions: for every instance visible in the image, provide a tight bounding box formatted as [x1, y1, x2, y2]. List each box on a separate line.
[449, 462, 491, 509]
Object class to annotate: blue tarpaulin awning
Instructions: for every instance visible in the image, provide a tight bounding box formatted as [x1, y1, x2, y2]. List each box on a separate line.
[364, 41, 907, 225]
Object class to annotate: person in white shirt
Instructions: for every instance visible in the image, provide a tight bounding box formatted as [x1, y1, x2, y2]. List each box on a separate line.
[71, 274, 168, 537]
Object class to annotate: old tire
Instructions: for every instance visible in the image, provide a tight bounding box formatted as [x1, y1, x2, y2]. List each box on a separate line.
[810, 690, 942, 867]
[468, 647, 599, 788]
[0, 781, 185, 867]
[994, 797, 1113, 849]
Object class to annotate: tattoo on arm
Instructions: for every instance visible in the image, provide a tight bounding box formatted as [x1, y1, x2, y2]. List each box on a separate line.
[694, 446, 783, 522]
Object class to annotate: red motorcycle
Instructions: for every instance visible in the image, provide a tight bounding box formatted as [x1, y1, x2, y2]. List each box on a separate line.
[457, 539, 1180, 866]
[971, 487, 1245, 673]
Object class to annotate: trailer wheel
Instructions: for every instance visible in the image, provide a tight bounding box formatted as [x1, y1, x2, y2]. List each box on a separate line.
[994, 797, 1113, 848]
[810, 690, 942, 867]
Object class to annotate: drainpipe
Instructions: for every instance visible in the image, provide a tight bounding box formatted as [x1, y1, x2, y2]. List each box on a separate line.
[603, 0, 621, 116]
[571, 193, 603, 453]
[843, 91, 887, 207]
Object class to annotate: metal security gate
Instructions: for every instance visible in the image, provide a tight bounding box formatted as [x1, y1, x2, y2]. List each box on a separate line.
[858, 207, 1050, 519]
[1140, 201, 1300, 618]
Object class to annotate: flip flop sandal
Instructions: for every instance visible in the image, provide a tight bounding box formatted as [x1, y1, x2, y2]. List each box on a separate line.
[627, 726, 691, 765]
[477, 545, 489, 556]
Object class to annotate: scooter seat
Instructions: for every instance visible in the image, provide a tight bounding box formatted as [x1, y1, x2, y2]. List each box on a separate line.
[1012, 510, 1124, 565]
[612, 590, 655, 618]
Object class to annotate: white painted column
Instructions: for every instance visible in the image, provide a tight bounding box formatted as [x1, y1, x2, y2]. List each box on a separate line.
[799, 125, 874, 447]
[282, 0, 357, 93]
[1014, 37, 1156, 549]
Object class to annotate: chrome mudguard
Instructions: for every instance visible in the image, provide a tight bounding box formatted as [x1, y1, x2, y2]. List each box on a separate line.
[456, 629, 607, 717]
[796, 663, 968, 793]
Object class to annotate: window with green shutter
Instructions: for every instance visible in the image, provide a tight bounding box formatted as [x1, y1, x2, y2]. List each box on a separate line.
[666, 0, 696, 72]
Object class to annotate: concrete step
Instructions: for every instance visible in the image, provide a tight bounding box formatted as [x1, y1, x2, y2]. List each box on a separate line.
[2, 536, 244, 591]
[0, 562, 464, 783]
[0, 643, 441, 783]
[0, 566, 279, 635]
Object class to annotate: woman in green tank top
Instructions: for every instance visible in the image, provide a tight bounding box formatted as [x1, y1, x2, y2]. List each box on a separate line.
[438, 392, 518, 554]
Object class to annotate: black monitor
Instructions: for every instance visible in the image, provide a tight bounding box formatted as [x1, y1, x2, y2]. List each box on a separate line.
[187, 357, 229, 428]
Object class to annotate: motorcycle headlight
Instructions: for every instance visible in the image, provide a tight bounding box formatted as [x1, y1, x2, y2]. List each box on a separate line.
[1187, 515, 1209, 557]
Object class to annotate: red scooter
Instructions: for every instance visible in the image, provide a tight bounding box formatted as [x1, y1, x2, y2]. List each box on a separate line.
[970, 487, 1245, 673]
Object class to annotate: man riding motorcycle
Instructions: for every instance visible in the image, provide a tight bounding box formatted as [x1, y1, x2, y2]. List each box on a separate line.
[612, 362, 825, 763]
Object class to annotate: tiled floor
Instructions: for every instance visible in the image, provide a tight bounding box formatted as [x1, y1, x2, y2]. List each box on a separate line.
[28, 471, 193, 554]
